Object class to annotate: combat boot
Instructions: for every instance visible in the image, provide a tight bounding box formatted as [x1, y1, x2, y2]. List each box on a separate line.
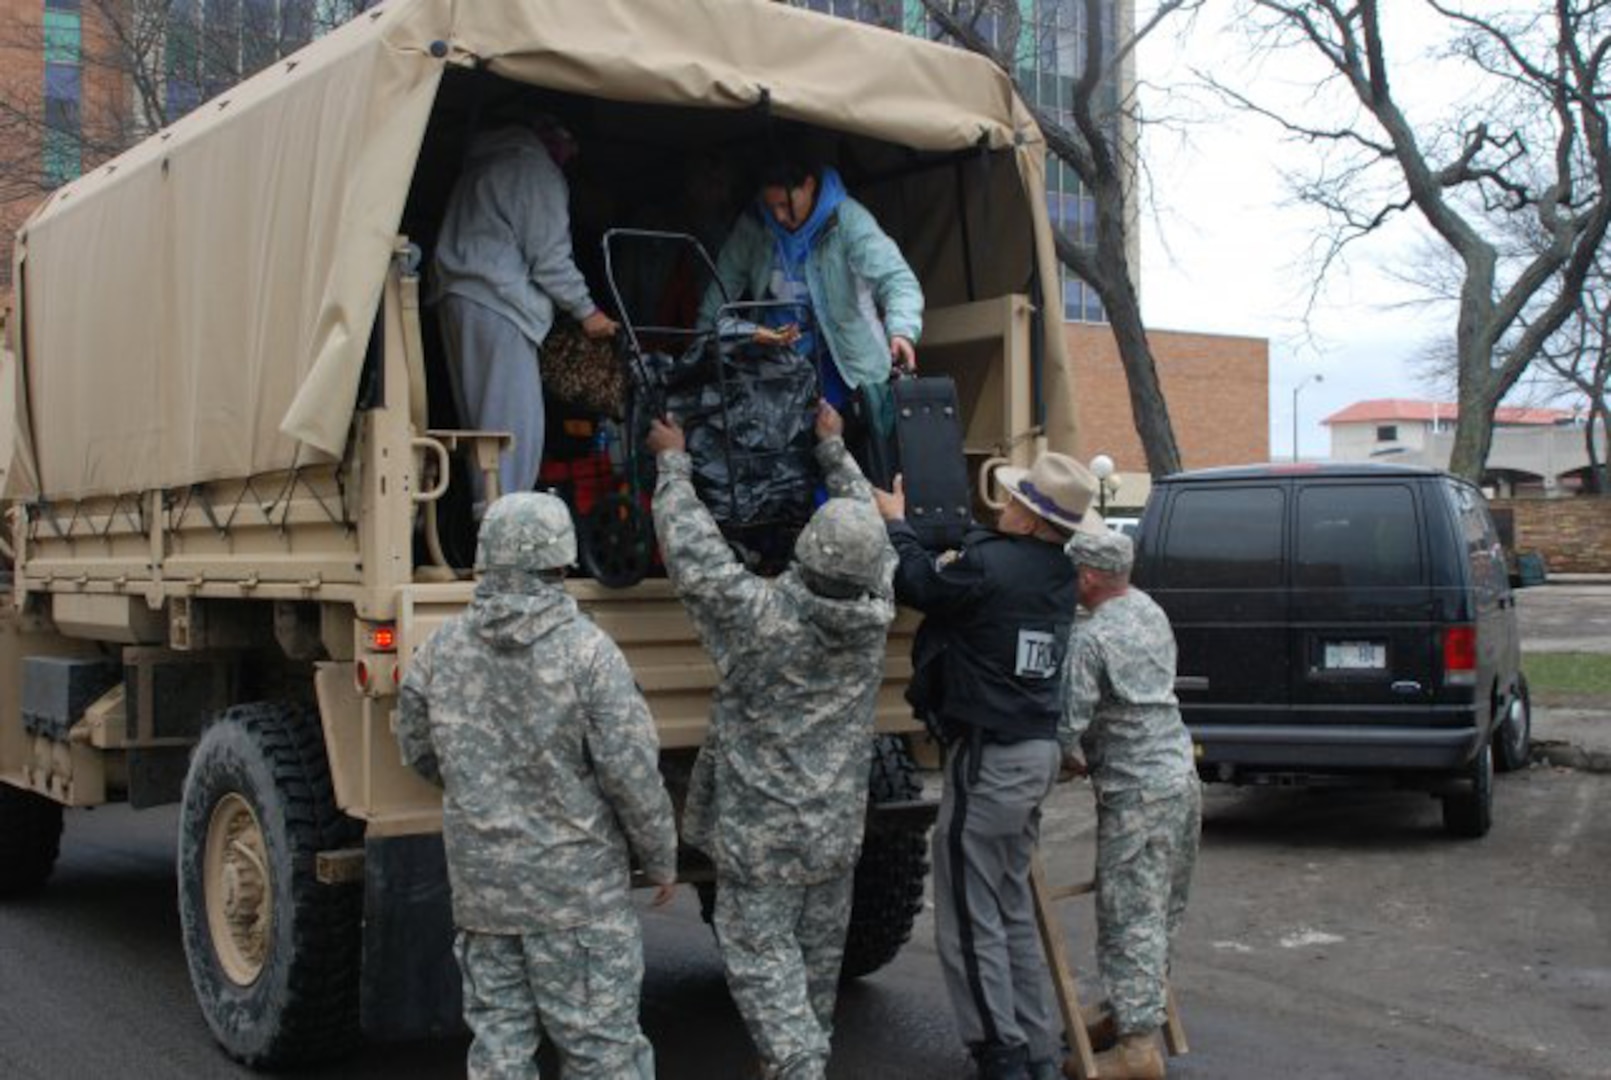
[971, 1040, 1032, 1080]
[1080, 1000, 1118, 1052]
[1091, 1033, 1165, 1080]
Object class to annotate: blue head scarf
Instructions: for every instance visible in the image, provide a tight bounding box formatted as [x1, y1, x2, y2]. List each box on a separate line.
[760, 166, 848, 358]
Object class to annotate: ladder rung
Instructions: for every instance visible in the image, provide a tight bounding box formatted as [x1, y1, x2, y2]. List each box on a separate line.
[1046, 879, 1096, 902]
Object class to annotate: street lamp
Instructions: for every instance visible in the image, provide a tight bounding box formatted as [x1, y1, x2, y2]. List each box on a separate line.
[1292, 373, 1324, 462]
[1090, 453, 1116, 516]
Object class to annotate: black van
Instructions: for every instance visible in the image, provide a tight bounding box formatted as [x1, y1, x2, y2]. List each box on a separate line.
[1131, 463, 1531, 838]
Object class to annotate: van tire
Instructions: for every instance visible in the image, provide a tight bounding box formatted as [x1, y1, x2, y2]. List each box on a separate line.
[1492, 674, 1532, 773]
[1441, 743, 1493, 839]
[0, 785, 65, 897]
[178, 702, 363, 1067]
[841, 736, 930, 980]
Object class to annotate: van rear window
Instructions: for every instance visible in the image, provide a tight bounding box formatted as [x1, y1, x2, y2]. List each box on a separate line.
[1296, 484, 1421, 588]
[1161, 486, 1284, 587]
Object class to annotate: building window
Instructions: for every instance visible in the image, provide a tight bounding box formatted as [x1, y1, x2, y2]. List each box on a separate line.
[1376, 425, 1398, 442]
[162, 1, 371, 123]
[42, 9, 81, 62]
[800, 0, 900, 29]
[41, 4, 83, 186]
[1062, 275, 1106, 323]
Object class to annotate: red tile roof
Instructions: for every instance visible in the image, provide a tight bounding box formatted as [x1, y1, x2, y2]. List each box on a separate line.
[1322, 399, 1574, 427]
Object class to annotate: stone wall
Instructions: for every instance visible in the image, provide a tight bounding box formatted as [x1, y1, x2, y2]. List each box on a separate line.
[1490, 497, 1611, 573]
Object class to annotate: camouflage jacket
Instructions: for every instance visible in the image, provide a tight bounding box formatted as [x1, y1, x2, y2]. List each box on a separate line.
[655, 436, 896, 884]
[1059, 588, 1196, 799]
[396, 575, 677, 933]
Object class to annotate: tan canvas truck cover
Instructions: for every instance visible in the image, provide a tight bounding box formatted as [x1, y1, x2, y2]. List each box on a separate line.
[2, 0, 1073, 504]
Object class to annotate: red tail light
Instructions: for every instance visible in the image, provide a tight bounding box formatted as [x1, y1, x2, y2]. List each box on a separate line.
[1443, 625, 1476, 685]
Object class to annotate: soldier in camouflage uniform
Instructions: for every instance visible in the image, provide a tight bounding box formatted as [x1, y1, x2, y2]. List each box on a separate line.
[646, 401, 895, 1080]
[1059, 529, 1201, 1080]
[395, 493, 679, 1080]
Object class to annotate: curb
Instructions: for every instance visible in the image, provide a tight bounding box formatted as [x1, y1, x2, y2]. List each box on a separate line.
[1531, 739, 1611, 775]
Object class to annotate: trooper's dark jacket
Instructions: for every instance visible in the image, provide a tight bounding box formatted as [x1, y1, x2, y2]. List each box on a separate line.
[888, 522, 1075, 743]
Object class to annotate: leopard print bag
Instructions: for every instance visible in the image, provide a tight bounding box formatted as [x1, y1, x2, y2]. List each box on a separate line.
[540, 319, 628, 419]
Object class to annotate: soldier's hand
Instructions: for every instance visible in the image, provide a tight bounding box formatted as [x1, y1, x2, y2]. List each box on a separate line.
[646, 416, 685, 455]
[873, 474, 907, 522]
[1058, 752, 1089, 783]
[815, 400, 844, 441]
[651, 882, 678, 907]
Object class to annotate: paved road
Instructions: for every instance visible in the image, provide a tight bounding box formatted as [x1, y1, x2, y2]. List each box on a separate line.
[2, 583, 1603, 1078]
[1517, 582, 1611, 653]
[3, 764, 1607, 1079]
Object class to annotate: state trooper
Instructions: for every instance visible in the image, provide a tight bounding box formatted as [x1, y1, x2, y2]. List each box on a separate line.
[646, 401, 896, 1080]
[1060, 529, 1201, 1080]
[394, 493, 678, 1080]
[875, 452, 1105, 1080]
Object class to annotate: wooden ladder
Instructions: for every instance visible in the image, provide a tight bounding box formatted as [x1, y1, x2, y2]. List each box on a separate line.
[1030, 850, 1188, 1080]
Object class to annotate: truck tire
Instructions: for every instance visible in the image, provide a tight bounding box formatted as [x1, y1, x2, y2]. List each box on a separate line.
[0, 784, 64, 897]
[1441, 742, 1493, 840]
[1492, 674, 1532, 773]
[177, 702, 363, 1068]
[840, 735, 930, 980]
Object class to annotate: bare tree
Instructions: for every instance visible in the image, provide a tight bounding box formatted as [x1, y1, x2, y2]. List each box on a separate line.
[866, 0, 1200, 477]
[1211, 1, 1611, 482]
[0, 1, 370, 286]
[1537, 256, 1611, 493]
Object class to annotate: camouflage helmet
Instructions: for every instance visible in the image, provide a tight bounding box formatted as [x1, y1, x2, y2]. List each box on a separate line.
[793, 498, 888, 593]
[475, 493, 577, 572]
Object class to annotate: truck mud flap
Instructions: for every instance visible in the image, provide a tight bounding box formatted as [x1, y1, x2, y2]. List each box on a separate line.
[360, 833, 465, 1042]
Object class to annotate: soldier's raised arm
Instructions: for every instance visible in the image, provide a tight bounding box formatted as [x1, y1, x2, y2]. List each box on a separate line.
[648, 417, 767, 640]
[814, 402, 875, 504]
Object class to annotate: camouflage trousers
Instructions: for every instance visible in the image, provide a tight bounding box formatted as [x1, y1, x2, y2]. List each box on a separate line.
[453, 907, 655, 1080]
[1094, 781, 1202, 1037]
[713, 873, 856, 1080]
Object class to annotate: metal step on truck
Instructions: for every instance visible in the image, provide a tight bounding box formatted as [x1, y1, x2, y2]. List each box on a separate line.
[0, 0, 1080, 1068]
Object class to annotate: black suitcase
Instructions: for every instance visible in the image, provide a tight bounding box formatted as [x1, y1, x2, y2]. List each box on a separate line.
[891, 376, 972, 551]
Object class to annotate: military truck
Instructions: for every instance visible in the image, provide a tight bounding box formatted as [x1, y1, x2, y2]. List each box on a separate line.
[0, 0, 1079, 1067]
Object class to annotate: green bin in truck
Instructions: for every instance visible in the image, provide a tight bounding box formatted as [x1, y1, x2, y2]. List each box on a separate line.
[0, 0, 1079, 1067]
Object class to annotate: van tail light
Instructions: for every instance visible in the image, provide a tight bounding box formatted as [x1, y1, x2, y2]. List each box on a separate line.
[1443, 625, 1476, 686]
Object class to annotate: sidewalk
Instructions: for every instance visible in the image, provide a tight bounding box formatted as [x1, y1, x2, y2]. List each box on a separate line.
[1533, 706, 1611, 773]
[1539, 572, 1611, 585]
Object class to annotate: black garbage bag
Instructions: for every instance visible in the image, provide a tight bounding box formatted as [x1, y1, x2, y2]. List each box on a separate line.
[635, 341, 820, 530]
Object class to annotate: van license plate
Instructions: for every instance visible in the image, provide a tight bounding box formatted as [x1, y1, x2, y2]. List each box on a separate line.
[1324, 642, 1385, 670]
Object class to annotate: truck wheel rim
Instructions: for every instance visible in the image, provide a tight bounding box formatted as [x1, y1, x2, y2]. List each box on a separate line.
[204, 793, 272, 986]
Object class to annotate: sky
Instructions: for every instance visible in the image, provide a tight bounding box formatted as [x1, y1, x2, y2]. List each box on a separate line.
[1133, 3, 1515, 460]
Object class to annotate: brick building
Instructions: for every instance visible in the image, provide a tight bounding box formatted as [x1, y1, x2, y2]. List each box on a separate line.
[1068, 323, 1269, 510]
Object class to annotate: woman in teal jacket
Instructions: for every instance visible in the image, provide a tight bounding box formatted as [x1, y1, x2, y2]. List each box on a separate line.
[700, 159, 924, 434]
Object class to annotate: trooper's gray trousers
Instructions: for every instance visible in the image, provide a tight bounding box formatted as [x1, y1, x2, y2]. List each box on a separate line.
[933, 735, 1063, 1065]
